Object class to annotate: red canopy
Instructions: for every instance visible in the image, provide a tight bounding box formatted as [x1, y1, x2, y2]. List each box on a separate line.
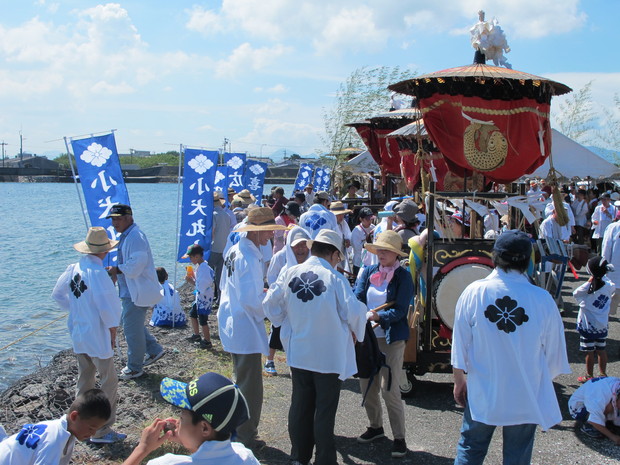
[388, 64, 571, 184]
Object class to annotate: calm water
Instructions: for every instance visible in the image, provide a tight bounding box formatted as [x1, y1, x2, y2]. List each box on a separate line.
[0, 182, 290, 391]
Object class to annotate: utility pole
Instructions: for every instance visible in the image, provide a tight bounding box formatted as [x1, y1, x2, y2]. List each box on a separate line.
[19, 131, 24, 168]
[0, 141, 7, 168]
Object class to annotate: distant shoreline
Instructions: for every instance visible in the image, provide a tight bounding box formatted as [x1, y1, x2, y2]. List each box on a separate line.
[0, 175, 297, 184]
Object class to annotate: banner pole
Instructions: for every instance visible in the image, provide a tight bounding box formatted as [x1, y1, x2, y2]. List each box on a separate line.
[172, 144, 184, 328]
[64, 137, 90, 232]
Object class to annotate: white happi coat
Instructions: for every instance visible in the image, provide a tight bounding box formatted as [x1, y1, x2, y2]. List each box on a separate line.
[601, 221, 620, 290]
[146, 438, 259, 465]
[451, 269, 570, 430]
[263, 255, 367, 380]
[299, 204, 338, 239]
[217, 238, 269, 355]
[568, 377, 620, 427]
[0, 415, 75, 465]
[52, 254, 121, 359]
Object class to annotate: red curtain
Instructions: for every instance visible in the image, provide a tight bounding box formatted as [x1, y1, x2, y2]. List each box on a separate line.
[419, 94, 551, 184]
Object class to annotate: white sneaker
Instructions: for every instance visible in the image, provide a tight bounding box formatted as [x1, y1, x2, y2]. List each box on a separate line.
[89, 431, 128, 444]
[119, 369, 144, 380]
[143, 350, 166, 367]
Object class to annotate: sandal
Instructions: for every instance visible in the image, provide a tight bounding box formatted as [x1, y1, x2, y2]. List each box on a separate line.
[577, 375, 593, 383]
[599, 373, 607, 378]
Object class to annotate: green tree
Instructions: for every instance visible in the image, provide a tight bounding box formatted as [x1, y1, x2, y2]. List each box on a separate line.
[599, 93, 620, 163]
[554, 81, 596, 144]
[321, 65, 417, 165]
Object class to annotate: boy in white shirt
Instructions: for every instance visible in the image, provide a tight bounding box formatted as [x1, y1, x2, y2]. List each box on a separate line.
[51, 227, 125, 444]
[0, 389, 111, 465]
[183, 244, 215, 350]
[573, 256, 615, 382]
[121, 372, 259, 465]
[569, 376, 620, 442]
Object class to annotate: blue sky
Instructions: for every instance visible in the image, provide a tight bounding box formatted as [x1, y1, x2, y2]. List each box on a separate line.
[0, 0, 617, 159]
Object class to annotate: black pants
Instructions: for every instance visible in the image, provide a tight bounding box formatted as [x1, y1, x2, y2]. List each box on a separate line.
[289, 368, 342, 465]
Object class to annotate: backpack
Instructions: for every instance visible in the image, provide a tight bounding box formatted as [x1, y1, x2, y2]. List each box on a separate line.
[354, 320, 392, 406]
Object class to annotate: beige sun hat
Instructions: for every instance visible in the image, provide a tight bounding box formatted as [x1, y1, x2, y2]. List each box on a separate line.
[213, 191, 226, 206]
[306, 229, 344, 256]
[232, 189, 256, 206]
[364, 230, 407, 257]
[329, 201, 353, 215]
[73, 227, 118, 254]
[235, 207, 288, 232]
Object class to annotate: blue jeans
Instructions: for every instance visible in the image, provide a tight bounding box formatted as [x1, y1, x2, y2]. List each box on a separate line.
[454, 404, 537, 465]
[121, 298, 163, 372]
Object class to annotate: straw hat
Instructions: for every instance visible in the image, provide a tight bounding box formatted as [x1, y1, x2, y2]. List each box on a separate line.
[232, 189, 256, 206]
[364, 230, 407, 257]
[213, 191, 225, 206]
[329, 201, 352, 215]
[306, 229, 344, 256]
[73, 227, 118, 254]
[235, 207, 288, 232]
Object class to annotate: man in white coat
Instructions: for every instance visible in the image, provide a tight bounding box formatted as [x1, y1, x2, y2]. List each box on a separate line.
[602, 219, 620, 316]
[264, 229, 367, 465]
[52, 227, 125, 443]
[452, 230, 570, 465]
[217, 207, 287, 449]
[106, 204, 164, 380]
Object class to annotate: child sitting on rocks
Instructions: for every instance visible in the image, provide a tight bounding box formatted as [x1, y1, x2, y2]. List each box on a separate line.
[0, 389, 111, 465]
[150, 267, 186, 327]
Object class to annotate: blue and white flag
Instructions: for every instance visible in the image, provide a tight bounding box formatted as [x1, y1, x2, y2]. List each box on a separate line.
[318, 166, 332, 192]
[224, 153, 246, 192]
[178, 148, 218, 262]
[313, 166, 325, 191]
[71, 133, 129, 263]
[293, 163, 314, 192]
[214, 165, 228, 193]
[244, 160, 268, 204]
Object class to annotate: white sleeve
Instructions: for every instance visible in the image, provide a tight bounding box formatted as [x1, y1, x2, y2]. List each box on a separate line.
[237, 258, 266, 323]
[541, 296, 571, 379]
[117, 234, 149, 278]
[334, 273, 367, 341]
[263, 271, 288, 327]
[451, 288, 474, 371]
[51, 264, 74, 311]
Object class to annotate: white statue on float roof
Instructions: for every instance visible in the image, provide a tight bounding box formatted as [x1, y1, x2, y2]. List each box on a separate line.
[470, 10, 512, 69]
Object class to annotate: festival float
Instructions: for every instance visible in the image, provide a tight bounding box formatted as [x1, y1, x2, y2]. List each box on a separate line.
[358, 11, 574, 394]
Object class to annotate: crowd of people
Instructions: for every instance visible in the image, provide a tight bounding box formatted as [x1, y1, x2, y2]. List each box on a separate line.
[2, 180, 620, 464]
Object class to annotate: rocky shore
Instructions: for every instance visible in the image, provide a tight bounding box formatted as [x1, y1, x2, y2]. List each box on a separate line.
[2, 275, 620, 464]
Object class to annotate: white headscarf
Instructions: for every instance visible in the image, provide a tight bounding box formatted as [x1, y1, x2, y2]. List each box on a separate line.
[281, 226, 311, 276]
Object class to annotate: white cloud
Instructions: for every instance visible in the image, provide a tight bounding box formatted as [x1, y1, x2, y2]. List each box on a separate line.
[35, 0, 59, 14]
[215, 43, 291, 78]
[186, 0, 587, 54]
[185, 5, 223, 35]
[253, 98, 290, 116]
[241, 117, 321, 150]
[547, 72, 620, 127]
[254, 84, 289, 94]
[90, 80, 134, 95]
[0, 4, 196, 100]
[314, 6, 388, 55]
